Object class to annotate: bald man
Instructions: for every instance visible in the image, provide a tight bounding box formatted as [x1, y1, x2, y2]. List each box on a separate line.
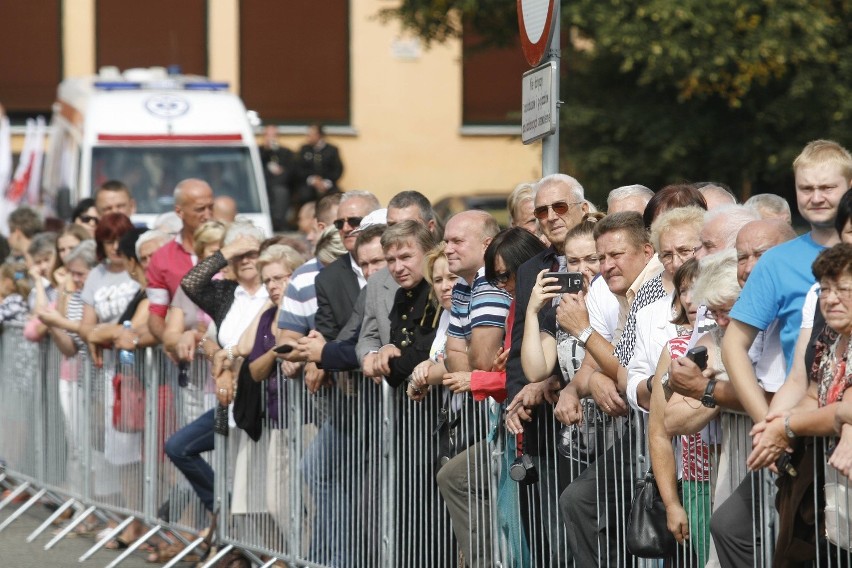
[213, 195, 237, 223]
[146, 179, 214, 340]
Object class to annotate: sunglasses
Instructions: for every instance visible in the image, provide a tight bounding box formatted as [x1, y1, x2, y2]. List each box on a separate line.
[333, 216, 363, 230]
[79, 214, 99, 225]
[533, 201, 580, 220]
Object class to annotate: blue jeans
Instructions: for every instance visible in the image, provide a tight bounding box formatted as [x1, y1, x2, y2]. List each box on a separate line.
[165, 408, 215, 512]
[300, 419, 350, 567]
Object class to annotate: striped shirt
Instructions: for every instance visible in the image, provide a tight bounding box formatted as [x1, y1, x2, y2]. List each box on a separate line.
[278, 257, 322, 334]
[447, 266, 512, 341]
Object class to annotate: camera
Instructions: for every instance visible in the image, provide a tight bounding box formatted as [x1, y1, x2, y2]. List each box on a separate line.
[509, 453, 539, 485]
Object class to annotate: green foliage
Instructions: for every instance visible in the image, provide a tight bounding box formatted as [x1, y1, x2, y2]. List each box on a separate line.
[383, 0, 852, 205]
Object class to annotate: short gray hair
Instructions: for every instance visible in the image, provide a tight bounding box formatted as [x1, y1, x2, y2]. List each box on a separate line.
[607, 184, 654, 208]
[152, 211, 182, 234]
[744, 193, 792, 223]
[692, 249, 740, 308]
[533, 173, 585, 203]
[28, 232, 57, 258]
[257, 244, 305, 276]
[696, 182, 738, 206]
[135, 230, 170, 259]
[64, 240, 98, 269]
[704, 205, 760, 249]
[339, 190, 381, 211]
[223, 220, 264, 246]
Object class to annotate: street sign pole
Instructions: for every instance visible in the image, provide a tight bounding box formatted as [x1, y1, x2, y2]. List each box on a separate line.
[541, 1, 560, 176]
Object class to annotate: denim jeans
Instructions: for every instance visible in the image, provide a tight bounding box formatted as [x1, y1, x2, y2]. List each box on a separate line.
[300, 419, 349, 567]
[165, 408, 215, 512]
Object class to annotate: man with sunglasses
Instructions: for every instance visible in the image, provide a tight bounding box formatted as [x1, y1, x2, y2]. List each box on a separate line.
[505, 173, 588, 567]
[314, 190, 380, 342]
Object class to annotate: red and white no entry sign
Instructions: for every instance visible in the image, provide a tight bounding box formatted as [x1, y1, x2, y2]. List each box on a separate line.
[517, 0, 557, 67]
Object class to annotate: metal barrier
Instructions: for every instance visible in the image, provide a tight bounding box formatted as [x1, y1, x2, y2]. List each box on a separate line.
[3, 318, 852, 568]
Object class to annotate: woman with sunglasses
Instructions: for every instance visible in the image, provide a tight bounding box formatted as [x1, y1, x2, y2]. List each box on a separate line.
[72, 198, 99, 238]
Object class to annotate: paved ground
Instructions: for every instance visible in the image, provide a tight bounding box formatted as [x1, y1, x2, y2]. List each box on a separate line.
[0, 501, 167, 568]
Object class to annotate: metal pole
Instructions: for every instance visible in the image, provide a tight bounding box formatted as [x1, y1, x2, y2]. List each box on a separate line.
[541, 1, 561, 176]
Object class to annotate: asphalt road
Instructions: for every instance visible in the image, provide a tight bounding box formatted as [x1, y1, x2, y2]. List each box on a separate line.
[0, 501, 161, 568]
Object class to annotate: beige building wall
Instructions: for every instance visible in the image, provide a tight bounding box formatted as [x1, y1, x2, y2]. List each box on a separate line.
[19, 0, 542, 206]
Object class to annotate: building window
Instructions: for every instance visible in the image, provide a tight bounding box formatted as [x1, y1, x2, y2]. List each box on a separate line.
[0, 0, 61, 120]
[96, 0, 207, 76]
[239, 0, 350, 125]
[462, 20, 528, 126]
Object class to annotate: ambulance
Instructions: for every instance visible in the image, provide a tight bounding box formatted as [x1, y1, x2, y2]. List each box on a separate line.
[42, 66, 272, 234]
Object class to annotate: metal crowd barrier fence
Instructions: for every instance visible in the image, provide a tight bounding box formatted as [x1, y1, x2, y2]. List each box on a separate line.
[3, 318, 852, 568]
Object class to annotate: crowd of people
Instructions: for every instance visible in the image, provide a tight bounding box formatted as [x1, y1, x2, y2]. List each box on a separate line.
[1, 138, 852, 567]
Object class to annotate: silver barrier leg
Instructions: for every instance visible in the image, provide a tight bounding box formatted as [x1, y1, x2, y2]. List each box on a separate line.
[0, 480, 31, 511]
[27, 498, 77, 542]
[200, 543, 235, 567]
[44, 504, 97, 549]
[161, 536, 207, 568]
[77, 515, 134, 562]
[103, 523, 163, 568]
[0, 487, 47, 532]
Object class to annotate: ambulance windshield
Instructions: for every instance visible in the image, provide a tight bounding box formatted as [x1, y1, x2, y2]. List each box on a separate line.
[91, 146, 261, 214]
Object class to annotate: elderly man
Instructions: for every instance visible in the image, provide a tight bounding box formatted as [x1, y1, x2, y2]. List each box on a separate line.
[698, 204, 760, 257]
[146, 178, 214, 340]
[606, 184, 654, 214]
[696, 181, 738, 209]
[745, 193, 793, 224]
[314, 190, 380, 341]
[504, 173, 589, 566]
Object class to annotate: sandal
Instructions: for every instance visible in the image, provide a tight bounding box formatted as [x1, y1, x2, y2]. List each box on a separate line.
[147, 542, 206, 563]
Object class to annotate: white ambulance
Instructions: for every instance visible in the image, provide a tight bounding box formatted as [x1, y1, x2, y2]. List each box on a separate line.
[42, 67, 272, 234]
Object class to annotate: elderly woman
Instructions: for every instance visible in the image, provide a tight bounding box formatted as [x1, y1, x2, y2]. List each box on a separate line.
[746, 244, 852, 560]
[164, 221, 267, 521]
[507, 182, 539, 236]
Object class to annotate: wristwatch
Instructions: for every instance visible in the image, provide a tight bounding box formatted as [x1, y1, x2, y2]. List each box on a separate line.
[660, 372, 673, 400]
[701, 379, 718, 408]
[784, 415, 796, 440]
[576, 326, 594, 347]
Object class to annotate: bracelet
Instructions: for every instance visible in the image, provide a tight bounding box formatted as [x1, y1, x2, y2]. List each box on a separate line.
[197, 336, 208, 353]
[226, 345, 236, 362]
[784, 415, 796, 440]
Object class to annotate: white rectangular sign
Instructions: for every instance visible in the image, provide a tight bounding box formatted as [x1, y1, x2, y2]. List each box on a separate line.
[521, 62, 557, 144]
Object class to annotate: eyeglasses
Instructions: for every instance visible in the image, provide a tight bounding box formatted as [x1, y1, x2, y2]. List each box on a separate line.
[705, 307, 731, 321]
[818, 285, 852, 301]
[492, 270, 511, 285]
[659, 246, 699, 265]
[533, 201, 581, 220]
[333, 217, 363, 230]
[79, 215, 99, 225]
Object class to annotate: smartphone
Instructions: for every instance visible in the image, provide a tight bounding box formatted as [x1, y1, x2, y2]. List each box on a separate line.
[686, 346, 708, 370]
[273, 344, 294, 354]
[544, 272, 583, 294]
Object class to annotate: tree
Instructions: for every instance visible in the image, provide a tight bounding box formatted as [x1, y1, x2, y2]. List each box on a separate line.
[382, 0, 852, 207]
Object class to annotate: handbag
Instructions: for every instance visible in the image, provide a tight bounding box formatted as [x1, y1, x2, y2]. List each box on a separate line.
[626, 471, 677, 558]
[112, 372, 145, 433]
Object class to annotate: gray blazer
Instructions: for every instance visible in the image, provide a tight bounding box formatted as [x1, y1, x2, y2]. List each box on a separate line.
[355, 267, 400, 364]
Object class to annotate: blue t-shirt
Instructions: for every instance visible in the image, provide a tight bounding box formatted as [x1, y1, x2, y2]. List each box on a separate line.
[729, 233, 824, 372]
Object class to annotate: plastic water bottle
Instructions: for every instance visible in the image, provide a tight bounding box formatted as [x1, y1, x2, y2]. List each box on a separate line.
[119, 321, 135, 366]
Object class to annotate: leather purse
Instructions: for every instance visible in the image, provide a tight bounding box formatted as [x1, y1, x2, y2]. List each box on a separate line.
[626, 471, 677, 558]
